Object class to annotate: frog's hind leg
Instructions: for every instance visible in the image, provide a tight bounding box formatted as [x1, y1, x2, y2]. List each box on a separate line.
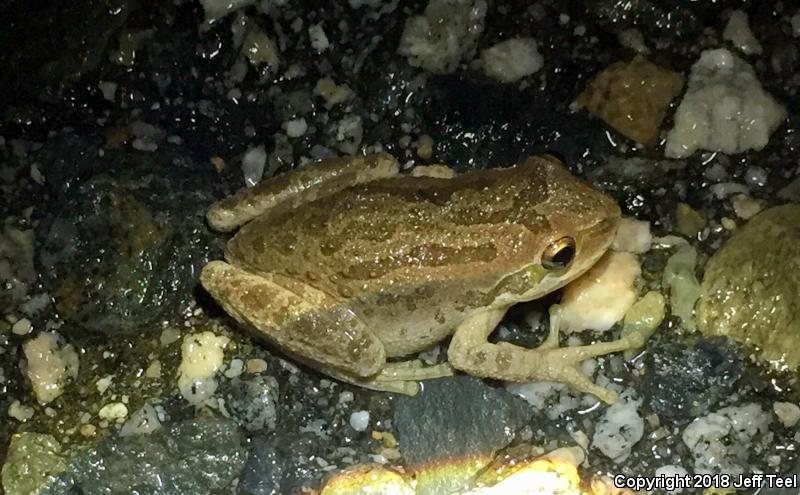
[202, 261, 452, 396]
[200, 260, 387, 380]
[447, 305, 650, 404]
[206, 153, 401, 232]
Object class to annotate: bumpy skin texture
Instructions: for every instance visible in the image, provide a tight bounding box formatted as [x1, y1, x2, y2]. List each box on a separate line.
[697, 204, 800, 369]
[202, 154, 627, 400]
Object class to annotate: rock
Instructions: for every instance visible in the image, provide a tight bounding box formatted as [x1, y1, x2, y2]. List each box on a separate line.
[479, 38, 544, 83]
[237, 434, 326, 495]
[665, 48, 786, 158]
[199, 0, 255, 20]
[559, 251, 640, 333]
[662, 243, 701, 330]
[0, 225, 35, 313]
[674, 203, 706, 238]
[177, 332, 230, 406]
[470, 447, 584, 494]
[237, 440, 285, 495]
[641, 338, 742, 422]
[1, 433, 68, 495]
[0, 0, 132, 104]
[398, 0, 488, 74]
[242, 27, 280, 68]
[723, 11, 762, 56]
[393, 376, 530, 495]
[320, 465, 414, 495]
[681, 403, 772, 476]
[22, 332, 79, 405]
[36, 146, 223, 336]
[52, 416, 247, 494]
[773, 402, 800, 428]
[591, 391, 644, 463]
[696, 205, 800, 369]
[219, 375, 279, 432]
[579, 55, 684, 145]
[612, 218, 652, 254]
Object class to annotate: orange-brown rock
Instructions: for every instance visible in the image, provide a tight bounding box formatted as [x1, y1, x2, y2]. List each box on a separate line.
[579, 55, 684, 145]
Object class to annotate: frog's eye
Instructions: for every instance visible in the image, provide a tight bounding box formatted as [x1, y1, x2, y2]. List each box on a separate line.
[542, 237, 576, 270]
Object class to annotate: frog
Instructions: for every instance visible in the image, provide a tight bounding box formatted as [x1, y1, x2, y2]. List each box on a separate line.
[200, 153, 650, 404]
[696, 203, 800, 370]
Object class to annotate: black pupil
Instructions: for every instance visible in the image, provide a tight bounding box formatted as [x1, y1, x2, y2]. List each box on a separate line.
[551, 245, 575, 267]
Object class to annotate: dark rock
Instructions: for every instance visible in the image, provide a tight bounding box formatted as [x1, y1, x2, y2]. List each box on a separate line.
[641, 337, 743, 422]
[237, 440, 284, 495]
[220, 375, 279, 432]
[393, 376, 531, 494]
[0, 0, 133, 106]
[35, 144, 224, 336]
[237, 433, 323, 495]
[44, 416, 247, 495]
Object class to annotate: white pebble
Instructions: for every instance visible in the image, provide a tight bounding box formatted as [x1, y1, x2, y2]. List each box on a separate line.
[7, 400, 34, 422]
[98, 402, 128, 422]
[284, 118, 308, 138]
[655, 465, 689, 494]
[349, 410, 370, 431]
[612, 217, 652, 254]
[308, 24, 330, 51]
[723, 10, 762, 55]
[11, 318, 32, 335]
[241, 145, 267, 188]
[774, 402, 800, 428]
[98, 81, 118, 102]
[592, 391, 644, 462]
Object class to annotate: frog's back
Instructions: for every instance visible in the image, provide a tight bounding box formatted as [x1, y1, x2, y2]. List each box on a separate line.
[226, 156, 612, 299]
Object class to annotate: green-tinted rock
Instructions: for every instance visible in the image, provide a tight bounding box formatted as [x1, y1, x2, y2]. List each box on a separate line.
[45, 416, 247, 495]
[1, 433, 68, 495]
[697, 204, 800, 369]
[663, 243, 701, 330]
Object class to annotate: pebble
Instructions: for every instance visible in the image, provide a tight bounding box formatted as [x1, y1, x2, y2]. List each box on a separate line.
[7, 400, 34, 422]
[245, 358, 268, 373]
[284, 118, 308, 138]
[349, 410, 370, 432]
[11, 318, 32, 335]
[98, 402, 129, 422]
[774, 402, 800, 428]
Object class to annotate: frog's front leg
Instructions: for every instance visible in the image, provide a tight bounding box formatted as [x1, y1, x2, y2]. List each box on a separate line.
[447, 305, 648, 404]
[207, 153, 400, 232]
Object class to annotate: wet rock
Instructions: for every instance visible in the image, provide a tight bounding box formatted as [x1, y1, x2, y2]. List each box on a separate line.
[0, 224, 35, 313]
[697, 205, 800, 369]
[237, 441, 284, 495]
[579, 55, 684, 145]
[0, 0, 132, 105]
[220, 375, 279, 432]
[237, 434, 323, 495]
[681, 403, 772, 476]
[665, 48, 787, 158]
[393, 376, 531, 495]
[398, 0, 488, 74]
[36, 145, 223, 336]
[320, 465, 414, 495]
[641, 338, 743, 422]
[48, 416, 247, 495]
[1, 433, 68, 495]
